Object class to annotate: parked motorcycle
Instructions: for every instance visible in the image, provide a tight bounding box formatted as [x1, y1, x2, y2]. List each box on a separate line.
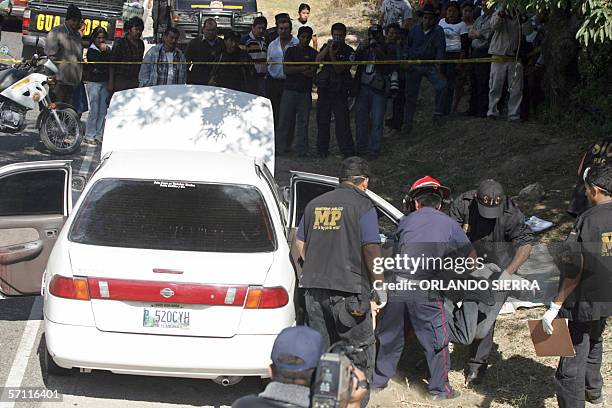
[0, 45, 83, 154]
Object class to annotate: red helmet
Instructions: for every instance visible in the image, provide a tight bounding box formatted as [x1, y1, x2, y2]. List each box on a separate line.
[408, 176, 451, 199]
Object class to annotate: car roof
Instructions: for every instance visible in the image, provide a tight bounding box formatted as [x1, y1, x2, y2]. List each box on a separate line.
[94, 150, 263, 185]
[102, 85, 276, 172]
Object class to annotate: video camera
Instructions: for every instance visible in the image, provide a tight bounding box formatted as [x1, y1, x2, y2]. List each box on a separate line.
[311, 343, 366, 408]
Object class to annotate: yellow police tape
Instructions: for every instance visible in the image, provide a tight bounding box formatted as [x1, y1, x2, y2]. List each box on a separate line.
[0, 56, 513, 65]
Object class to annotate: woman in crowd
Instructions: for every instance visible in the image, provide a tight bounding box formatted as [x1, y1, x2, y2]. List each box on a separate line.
[438, 1, 468, 115]
[84, 26, 111, 146]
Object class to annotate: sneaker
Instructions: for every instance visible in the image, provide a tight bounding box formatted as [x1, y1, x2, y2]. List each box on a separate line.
[83, 137, 97, 146]
[428, 389, 461, 401]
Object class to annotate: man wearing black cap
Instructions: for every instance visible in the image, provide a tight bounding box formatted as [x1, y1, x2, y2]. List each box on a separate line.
[45, 4, 84, 104]
[295, 157, 385, 396]
[449, 179, 534, 385]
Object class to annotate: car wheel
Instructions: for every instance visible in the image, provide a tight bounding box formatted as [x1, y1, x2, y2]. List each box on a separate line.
[43, 340, 73, 378]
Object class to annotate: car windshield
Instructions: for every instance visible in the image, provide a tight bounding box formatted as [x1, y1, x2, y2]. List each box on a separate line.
[69, 179, 276, 252]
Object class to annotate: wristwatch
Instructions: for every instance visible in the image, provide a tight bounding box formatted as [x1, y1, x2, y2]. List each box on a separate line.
[357, 379, 370, 390]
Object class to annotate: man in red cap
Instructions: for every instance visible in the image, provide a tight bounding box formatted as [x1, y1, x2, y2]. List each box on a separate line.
[373, 175, 469, 400]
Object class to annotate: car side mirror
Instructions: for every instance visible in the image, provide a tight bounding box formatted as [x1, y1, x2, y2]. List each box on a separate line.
[72, 175, 86, 192]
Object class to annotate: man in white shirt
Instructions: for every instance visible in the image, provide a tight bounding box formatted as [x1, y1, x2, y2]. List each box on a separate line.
[267, 17, 299, 134]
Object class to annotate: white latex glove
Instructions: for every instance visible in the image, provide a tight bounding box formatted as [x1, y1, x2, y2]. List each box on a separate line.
[542, 302, 562, 335]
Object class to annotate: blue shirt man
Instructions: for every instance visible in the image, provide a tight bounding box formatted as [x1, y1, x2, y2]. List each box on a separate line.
[402, 3, 447, 131]
[374, 176, 465, 401]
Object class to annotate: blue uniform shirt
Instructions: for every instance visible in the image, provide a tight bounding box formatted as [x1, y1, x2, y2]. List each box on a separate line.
[394, 207, 471, 280]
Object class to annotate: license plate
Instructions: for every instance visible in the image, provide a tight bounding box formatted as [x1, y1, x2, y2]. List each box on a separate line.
[35, 14, 108, 36]
[143, 306, 190, 329]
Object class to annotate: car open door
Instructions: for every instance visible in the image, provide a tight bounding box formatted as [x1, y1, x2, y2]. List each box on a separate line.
[0, 161, 72, 296]
[286, 171, 404, 321]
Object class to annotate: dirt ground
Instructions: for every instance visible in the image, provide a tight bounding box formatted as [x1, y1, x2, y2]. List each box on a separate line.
[260, 1, 611, 406]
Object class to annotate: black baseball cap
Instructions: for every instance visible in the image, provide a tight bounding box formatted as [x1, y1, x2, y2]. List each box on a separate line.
[476, 179, 504, 219]
[271, 326, 324, 371]
[339, 156, 370, 180]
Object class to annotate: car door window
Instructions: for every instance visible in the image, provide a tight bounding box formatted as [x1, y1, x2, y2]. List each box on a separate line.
[0, 170, 67, 216]
[291, 180, 335, 228]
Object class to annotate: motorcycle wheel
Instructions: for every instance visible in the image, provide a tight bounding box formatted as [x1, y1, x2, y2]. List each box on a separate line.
[39, 107, 84, 155]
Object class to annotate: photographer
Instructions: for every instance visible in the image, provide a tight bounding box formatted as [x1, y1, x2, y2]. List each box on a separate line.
[295, 157, 385, 403]
[354, 24, 391, 159]
[232, 326, 368, 408]
[314, 23, 356, 158]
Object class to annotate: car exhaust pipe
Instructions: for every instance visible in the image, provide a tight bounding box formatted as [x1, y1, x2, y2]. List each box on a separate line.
[213, 376, 243, 387]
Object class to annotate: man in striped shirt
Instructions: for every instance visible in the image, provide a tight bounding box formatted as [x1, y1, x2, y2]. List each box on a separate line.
[240, 16, 268, 96]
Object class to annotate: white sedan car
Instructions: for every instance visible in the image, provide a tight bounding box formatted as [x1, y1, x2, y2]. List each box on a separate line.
[0, 85, 403, 384]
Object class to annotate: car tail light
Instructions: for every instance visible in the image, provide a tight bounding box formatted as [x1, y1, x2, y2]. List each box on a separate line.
[114, 19, 124, 39]
[49, 275, 90, 300]
[14, 0, 27, 6]
[87, 277, 248, 306]
[22, 10, 30, 35]
[244, 286, 289, 309]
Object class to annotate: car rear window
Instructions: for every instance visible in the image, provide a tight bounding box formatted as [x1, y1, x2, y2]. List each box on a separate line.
[69, 179, 276, 252]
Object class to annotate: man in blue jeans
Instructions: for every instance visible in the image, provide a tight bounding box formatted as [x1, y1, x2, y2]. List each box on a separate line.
[402, 4, 447, 133]
[354, 24, 391, 159]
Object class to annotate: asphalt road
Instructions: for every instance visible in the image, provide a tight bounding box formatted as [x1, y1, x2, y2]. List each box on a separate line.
[0, 27, 265, 408]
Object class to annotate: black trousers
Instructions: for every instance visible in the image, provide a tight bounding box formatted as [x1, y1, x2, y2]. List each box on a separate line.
[267, 78, 294, 150]
[267, 78, 284, 131]
[467, 321, 495, 374]
[390, 80, 406, 130]
[316, 91, 355, 157]
[469, 48, 491, 117]
[304, 288, 375, 379]
[555, 319, 607, 408]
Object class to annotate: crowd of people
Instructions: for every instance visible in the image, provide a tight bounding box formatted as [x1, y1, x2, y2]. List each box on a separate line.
[44, 0, 546, 153]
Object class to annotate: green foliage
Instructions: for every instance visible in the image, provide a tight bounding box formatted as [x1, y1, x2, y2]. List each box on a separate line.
[489, 0, 612, 45]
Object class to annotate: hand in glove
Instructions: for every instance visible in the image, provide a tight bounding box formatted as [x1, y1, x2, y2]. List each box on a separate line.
[541, 302, 562, 335]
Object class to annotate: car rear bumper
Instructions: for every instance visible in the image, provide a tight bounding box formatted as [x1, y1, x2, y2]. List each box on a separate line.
[45, 319, 275, 378]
